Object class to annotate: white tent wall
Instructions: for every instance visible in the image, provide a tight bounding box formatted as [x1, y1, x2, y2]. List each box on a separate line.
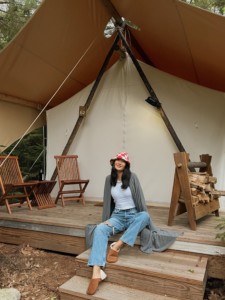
[46, 57, 225, 210]
[0, 100, 45, 151]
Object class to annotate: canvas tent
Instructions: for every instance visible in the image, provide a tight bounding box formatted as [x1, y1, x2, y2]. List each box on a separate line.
[0, 0, 225, 208]
[46, 56, 225, 209]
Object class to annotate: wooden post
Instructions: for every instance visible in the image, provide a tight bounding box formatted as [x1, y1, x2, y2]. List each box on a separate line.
[175, 152, 197, 230]
[199, 154, 212, 175]
[168, 152, 197, 230]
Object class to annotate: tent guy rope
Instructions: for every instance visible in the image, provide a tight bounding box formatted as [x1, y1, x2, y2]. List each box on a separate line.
[0, 35, 98, 168]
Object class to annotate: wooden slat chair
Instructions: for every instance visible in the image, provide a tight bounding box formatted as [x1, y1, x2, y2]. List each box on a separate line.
[54, 155, 89, 206]
[0, 156, 37, 214]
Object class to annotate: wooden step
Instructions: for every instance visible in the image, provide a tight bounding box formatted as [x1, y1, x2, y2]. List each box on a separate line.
[59, 275, 178, 300]
[74, 247, 208, 300]
[169, 240, 225, 279]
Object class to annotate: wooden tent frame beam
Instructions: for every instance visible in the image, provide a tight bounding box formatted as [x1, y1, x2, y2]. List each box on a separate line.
[117, 28, 186, 152]
[101, 0, 122, 25]
[50, 35, 120, 180]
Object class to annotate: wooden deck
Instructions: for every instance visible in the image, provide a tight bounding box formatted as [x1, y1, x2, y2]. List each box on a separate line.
[0, 201, 225, 299]
[0, 201, 224, 269]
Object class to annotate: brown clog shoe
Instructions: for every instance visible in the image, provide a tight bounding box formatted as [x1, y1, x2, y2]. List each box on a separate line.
[86, 278, 101, 295]
[86, 270, 107, 295]
[106, 242, 120, 263]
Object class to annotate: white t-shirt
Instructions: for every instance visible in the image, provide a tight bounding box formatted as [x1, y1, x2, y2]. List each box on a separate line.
[111, 181, 135, 210]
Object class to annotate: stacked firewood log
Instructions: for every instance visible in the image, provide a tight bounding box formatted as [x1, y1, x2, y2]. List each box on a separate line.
[188, 172, 223, 207]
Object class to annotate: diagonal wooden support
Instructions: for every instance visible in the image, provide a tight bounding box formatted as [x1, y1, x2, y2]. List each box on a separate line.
[117, 28, 186, 153]
[102, 0, 185, 152]
[51, 35, 120, 181]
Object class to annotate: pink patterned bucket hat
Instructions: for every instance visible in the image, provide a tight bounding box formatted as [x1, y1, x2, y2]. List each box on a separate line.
[110, 152, 130, 165]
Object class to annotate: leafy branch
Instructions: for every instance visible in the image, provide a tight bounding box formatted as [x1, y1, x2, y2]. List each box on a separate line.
[215, 217, 225, 241]
[0, 0, 42, 49]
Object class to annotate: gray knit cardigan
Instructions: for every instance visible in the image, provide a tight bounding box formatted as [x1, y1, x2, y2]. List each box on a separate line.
[85, 172, 182, 253]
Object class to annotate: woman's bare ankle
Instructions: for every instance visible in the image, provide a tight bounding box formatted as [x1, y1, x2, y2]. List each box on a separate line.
[112, 240, 124, 251]
[92, 265, 101, 279]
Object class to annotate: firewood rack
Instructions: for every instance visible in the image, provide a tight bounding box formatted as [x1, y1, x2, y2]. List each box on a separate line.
[167, 152, 224, 230]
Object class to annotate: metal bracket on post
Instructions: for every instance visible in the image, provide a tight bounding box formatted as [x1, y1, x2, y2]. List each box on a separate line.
[79, 106, 86, 117]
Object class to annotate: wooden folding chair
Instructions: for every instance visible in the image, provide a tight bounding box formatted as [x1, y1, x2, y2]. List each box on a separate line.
[32, 180, 57, 209]
[0, 156, 37, 214]
[54, 155, 89, 206]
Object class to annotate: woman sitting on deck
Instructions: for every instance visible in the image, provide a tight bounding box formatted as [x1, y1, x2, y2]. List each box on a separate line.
[86, 152, 181, 295]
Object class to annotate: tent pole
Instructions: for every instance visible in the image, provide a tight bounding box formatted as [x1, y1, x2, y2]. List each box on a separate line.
[50, 35, 120, 181]
[102, 0, 186, 152]
[117, 29, 186, 153]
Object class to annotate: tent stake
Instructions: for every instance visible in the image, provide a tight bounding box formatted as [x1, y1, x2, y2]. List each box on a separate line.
[117, 29, 185, 153]
[50, 35, 120, 181]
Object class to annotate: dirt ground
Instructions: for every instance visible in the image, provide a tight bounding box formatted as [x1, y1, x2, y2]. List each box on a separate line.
[0, 243, 77, 300]
[0, 243, 225, 300]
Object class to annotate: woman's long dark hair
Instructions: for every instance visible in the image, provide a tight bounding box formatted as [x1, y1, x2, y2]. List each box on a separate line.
[110, 161, 131, 189]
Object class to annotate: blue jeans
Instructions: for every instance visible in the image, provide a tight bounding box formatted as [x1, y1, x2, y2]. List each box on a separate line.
[88, 208, 150, 267]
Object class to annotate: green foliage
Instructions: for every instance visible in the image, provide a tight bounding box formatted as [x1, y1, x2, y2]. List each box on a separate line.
[1, 127, 45, 180]
[0, 1, 44, 178]
[215, 217, 225, 241]
[181, 0, 225, 15]
[0, 0, 42, 49]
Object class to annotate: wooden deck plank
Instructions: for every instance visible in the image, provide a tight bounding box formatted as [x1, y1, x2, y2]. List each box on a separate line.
[76, 248, 207, 285]
[0, 201, 224, 251]
[0, 201, 224, 246]
[59, 275, 178, 300]
[169, 240, 225, 255]
[0, 201, 224, 249]
[0, 202, 101, 228]
[0, 226, 85, 254]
